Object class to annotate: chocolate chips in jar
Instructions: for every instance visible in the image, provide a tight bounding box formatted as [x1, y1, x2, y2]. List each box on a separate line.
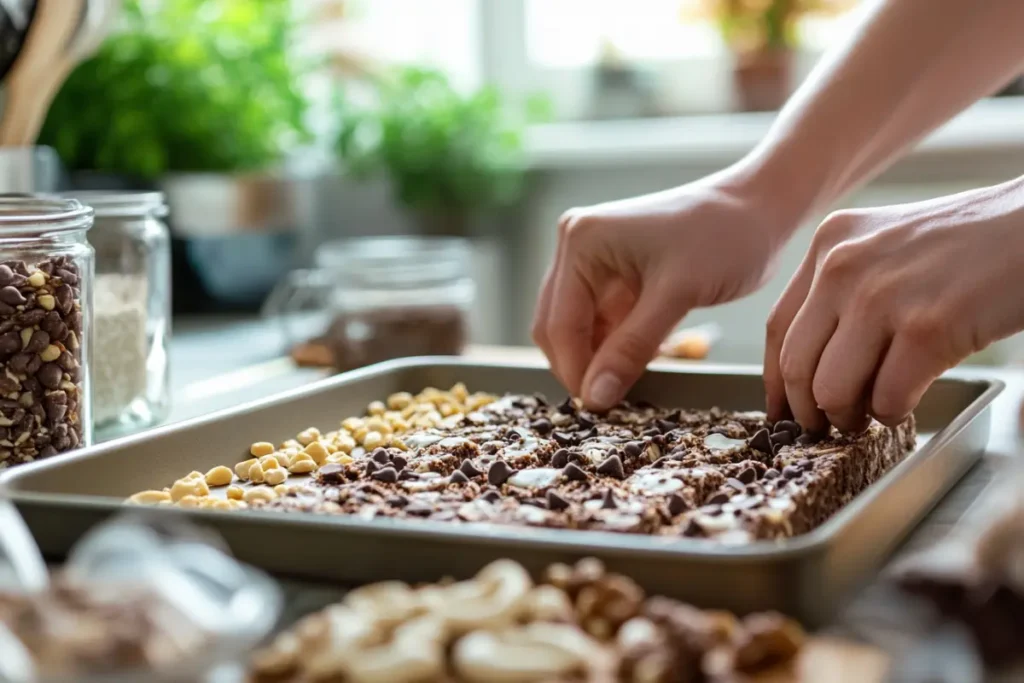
[321, 304, 468, 372]
[0, 255, 85, 466]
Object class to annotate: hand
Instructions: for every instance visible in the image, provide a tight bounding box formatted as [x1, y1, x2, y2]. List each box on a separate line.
[765, 178, 1024, 434]
[532, 166, 798, 411]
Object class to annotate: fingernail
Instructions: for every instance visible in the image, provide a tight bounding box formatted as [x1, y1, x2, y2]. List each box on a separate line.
[587, 372, 622, 409]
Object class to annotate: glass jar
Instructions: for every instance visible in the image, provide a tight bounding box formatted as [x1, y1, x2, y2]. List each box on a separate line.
[65, 192, 171, 436]
[0, 196, 94, 465]
[264, 236, 474, 371]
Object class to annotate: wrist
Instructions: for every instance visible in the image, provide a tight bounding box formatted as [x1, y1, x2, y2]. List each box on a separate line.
[716, 150, 821, 248]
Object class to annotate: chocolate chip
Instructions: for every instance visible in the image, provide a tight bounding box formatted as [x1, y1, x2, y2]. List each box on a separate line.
[40, 312, 66, 342]
[795, 433, 821, 446]
[706, 491, 730, 505]
[55, 269, 78, 286]
[0, 332, 19, 356]
[577, 427, 597, 441]
[770, 431, 794, 448]
[458, 459, 482, 478]
[487, 460, 513, 486]
[623, 441, 643, 458]
[364, 460, 379, 476]
[600, 489, 618, 510]
[727, 478, 746, 491]
[0, 266, 13, 287]
[37, 363, 62, 390]
[773, 420, 802, 438]
[0, 287, 25, 306]
[557, 397, 576, 414]
[371, 467, 399, 483]
[655, 419, 676, 434]
[550, 448, 570, 468]
[405, 504, 433, 517]
[54, 284, 74, 314]
[641, 427, 661, 438]
[596, 454, 625, 480]
[480, 490, 502, 503]
[576, 414, 596, 430]
[562, 462, 588, 482]
[748, 428, 772, 455]
[386, 495, 409, 508]
[21, 330, 47, 355]
[399, 469, 419, 481]
[546, 490, 570, 511]
[737, 466, 757, 484]
[523, 497, 547, 508]
[668, 493, 689, 516]
[682, 518, 704, 537]
[530, 418, 553, 435]
[391, 455, 408, 470]
[449, 470, 470, 484]
[17, 311, 43, 328]
[371, 448, 391, 464]
[318, 463, 345, 484]
[552, 431, 575, 447]
[782, 465, 802, 480]
[651, 456, 672, 469]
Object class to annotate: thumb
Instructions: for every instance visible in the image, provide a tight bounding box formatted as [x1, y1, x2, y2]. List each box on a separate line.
[582, 289, 687, 411]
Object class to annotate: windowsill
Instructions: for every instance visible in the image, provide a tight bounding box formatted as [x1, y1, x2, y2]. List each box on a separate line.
[526, 96, 1024, 172]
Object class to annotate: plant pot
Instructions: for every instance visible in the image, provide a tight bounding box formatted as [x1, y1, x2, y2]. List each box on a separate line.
[733, 48, 794, 113]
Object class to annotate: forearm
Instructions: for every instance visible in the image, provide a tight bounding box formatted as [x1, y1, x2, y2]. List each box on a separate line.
[742, 0, 1024, 233]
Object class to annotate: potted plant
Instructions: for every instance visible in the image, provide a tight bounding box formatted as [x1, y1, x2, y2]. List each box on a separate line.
[335, 67, 548, 237]
[683, 0, 857, 112]
[38, 0, 318, 308]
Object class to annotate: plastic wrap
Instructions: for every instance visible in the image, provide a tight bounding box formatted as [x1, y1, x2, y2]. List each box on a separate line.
[0, 508, 281, 683]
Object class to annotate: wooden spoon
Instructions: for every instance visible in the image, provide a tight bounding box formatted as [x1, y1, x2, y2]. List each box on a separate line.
[0, 0, 85, 146]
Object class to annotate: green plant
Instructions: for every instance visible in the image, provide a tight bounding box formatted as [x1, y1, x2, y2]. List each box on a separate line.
[336, 67, 549, 218]
[39, 0, 313, 179]
[682, 0, 857, 52]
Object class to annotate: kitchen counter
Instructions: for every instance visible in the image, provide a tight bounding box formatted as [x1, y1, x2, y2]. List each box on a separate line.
[158, 320, 1023, 679]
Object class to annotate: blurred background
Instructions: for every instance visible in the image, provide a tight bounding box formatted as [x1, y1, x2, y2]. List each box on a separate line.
[28, 0, 1024, 371]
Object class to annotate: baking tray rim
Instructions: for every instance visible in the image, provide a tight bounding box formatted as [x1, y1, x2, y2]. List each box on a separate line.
[0, 356, 1004, 563]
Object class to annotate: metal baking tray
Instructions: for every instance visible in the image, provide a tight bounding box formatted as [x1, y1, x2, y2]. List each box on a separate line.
[0, 358, 1003, 627]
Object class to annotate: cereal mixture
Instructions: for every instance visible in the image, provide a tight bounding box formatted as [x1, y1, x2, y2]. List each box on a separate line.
[248, 557, 805, 683]
[129, 384, 916, 544]
[0, 256, 85, 466]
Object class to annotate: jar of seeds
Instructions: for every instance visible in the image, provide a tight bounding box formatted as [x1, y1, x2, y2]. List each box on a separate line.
[0, 196, 93, 466]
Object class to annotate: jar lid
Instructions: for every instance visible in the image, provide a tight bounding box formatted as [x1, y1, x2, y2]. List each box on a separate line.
[64, 191, 168, 219]
[0, 195, 93, 233]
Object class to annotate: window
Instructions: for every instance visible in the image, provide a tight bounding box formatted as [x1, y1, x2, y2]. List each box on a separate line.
[524, 0, 720, 67]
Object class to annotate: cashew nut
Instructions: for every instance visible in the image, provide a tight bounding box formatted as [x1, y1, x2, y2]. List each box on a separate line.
[423, 559, 533, 633]
[346, 581, 422, 619]
[453, 622, 606, 682]
[305, 614, 447, 683]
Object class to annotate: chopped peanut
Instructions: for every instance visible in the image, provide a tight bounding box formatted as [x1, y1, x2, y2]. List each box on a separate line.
[250, 442, 275, 457]
[205, 466, 233, 487]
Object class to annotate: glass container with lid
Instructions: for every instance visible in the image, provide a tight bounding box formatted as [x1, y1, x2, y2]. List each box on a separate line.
[264, 236, 474, 371]
[66, 191, 170, 436]
[0, 195, 94, 465]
